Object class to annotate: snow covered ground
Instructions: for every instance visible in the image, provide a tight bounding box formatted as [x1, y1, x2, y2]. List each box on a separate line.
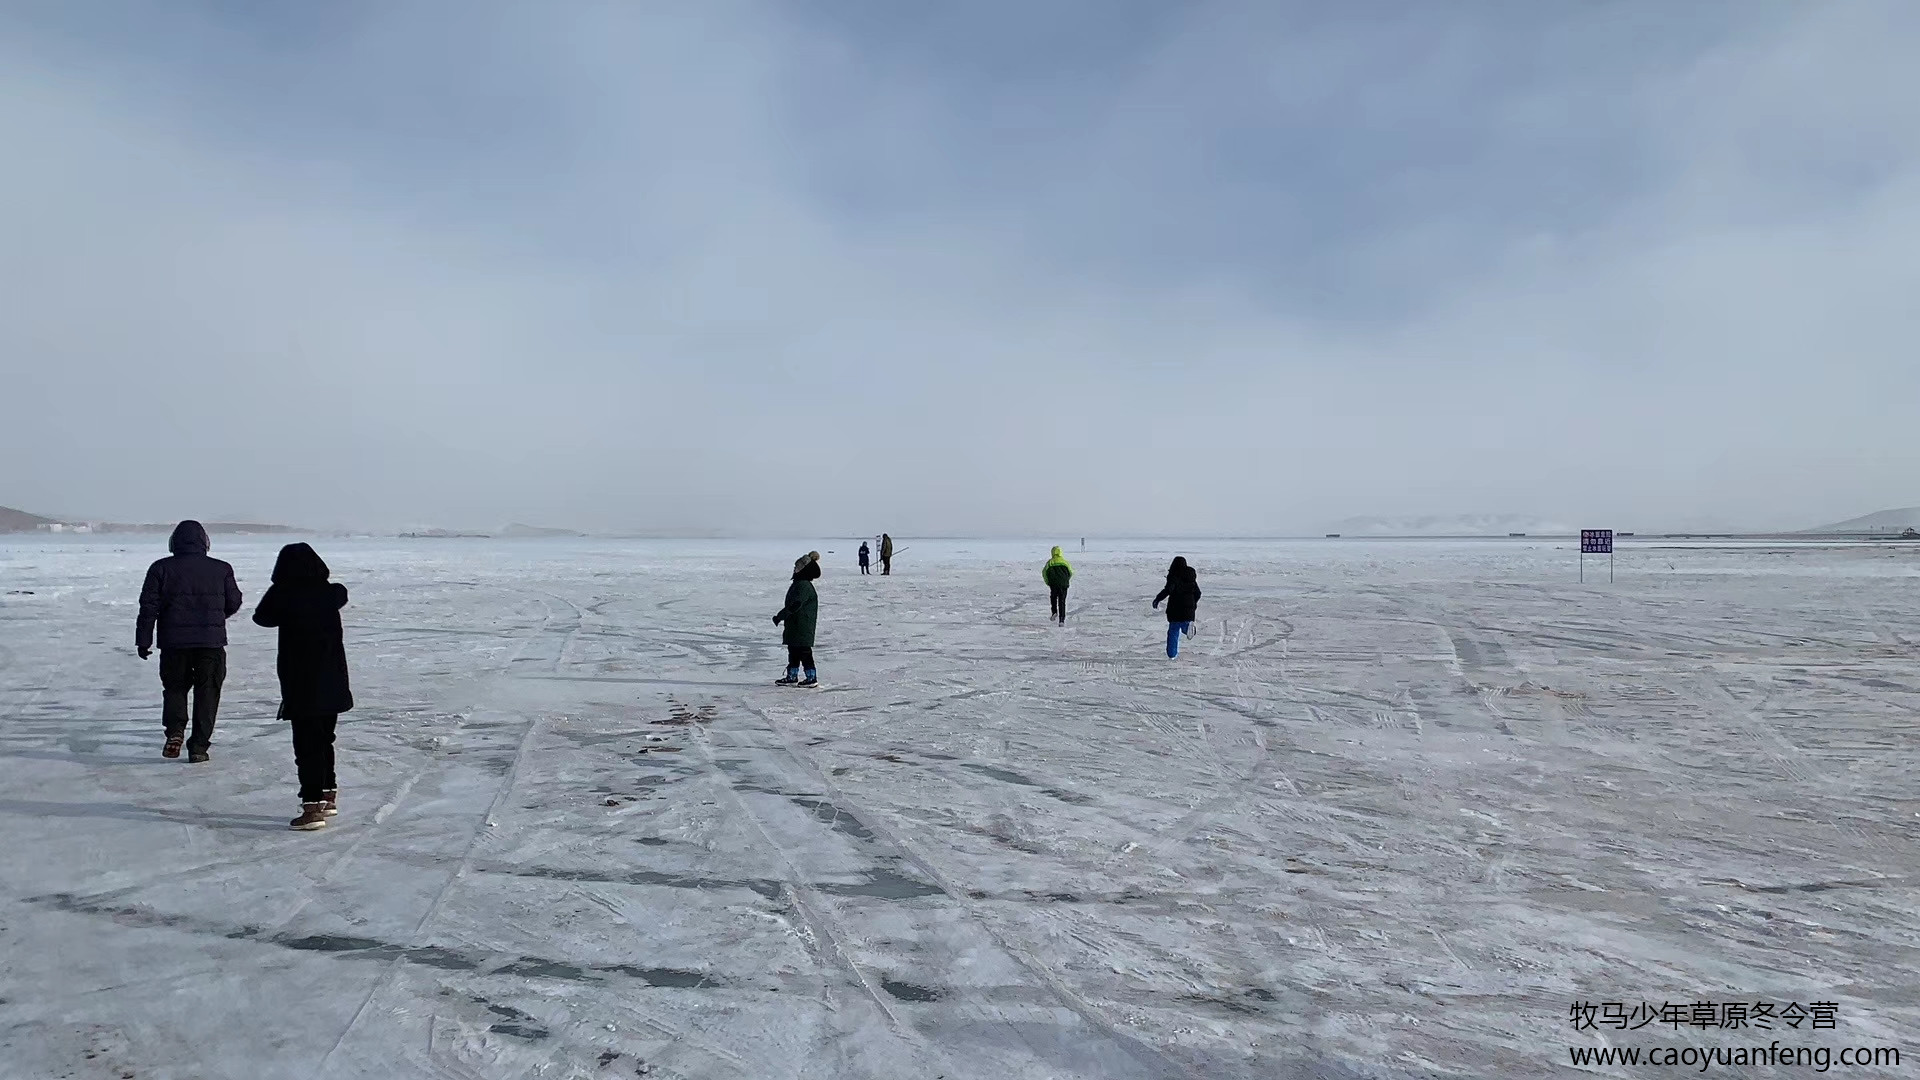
[2, 536, 1917, 1079]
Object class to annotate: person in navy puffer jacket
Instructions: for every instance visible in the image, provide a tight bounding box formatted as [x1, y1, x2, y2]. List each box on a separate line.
[136, 520, 243, 762]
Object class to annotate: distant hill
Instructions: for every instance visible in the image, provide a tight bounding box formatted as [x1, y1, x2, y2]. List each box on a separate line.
[94, 521, 299, 535]
[1, 506, 298, 535]
[1804, 506, 1920, 534]
[0, 506, 58, 532]
[1324, 513, 1575, 537]
[499, 523, 585, 538]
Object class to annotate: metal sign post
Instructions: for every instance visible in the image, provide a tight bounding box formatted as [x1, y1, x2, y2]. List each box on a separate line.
[1580, 529, 1614, 583]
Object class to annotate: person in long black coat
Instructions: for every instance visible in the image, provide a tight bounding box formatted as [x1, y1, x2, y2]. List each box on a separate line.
[1152, 556, 1202, 658]
[252, 543, 353, 830]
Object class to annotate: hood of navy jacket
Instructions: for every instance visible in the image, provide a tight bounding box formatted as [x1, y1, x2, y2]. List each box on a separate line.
[169, 520, 210, 555]
[271, 542, 331, 583]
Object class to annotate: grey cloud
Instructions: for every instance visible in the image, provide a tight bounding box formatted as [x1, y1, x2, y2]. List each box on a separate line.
[1, 1, 1915, 536]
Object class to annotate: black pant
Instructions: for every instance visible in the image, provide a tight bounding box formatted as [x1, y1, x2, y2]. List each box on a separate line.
[290, 713, 338, 802]
[859, 562, 870, 574]
[881, 557, 891, 575]
[787, 644, 815, 671]
[160, 647, 225, 752]
[1049, 586, 1069, 623]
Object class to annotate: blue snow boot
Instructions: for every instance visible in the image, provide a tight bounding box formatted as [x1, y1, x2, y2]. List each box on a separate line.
[799, 670, 819, 688]
[776, 667, 800, 686]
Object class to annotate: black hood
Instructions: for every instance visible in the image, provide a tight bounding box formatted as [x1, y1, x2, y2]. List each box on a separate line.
[1167, 556, 1188, 575]
[168, 520, 210, 555]
[271, 542, 331, 583]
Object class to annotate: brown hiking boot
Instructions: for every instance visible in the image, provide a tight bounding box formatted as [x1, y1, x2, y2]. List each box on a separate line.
[321, 790, 338, 817]
[290, 803, 329, 831]
[162, 734, 183, 759]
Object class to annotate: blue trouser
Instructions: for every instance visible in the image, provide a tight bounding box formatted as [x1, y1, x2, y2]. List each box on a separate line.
[1166, 621, 1193, 658]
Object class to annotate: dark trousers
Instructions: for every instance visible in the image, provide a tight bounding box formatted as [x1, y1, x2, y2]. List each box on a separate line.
[881, 557, 891, 575]
[859, 561, 870, 574]
[159, 647, 226, 752]
[290, 713, 338, 802]
[1049, 586, 1069, 623]
[787, 644, 815, 672]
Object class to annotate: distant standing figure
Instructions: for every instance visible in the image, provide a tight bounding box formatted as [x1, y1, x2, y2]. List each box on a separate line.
[252, 543, 353, 831]
[1152, 556, 1202, 658]
[1042, 546, 1073, 625]
[880, 533, 893, 575]
[773, 551, 822, 687]
[136, 520, 242, 762]
[858, 541, 871, 575]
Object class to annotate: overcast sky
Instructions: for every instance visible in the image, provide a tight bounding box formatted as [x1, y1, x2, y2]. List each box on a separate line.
[3, 1, 1917, 535]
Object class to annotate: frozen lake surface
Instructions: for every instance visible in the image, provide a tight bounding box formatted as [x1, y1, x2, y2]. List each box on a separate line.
[2, 537, 1917, 1079]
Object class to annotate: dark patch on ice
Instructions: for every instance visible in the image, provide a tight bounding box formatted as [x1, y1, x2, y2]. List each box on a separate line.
[1183, 993, 1262, 1016]
[482, 1001, 550, 1041]
[604, 964, 714, 988]
[816, 867, 943, 899]
[28, 893, 728, 989]
[1245, 988, 1277, 1002]
[880, 978, 944, 1002]
[279, 933, 387, 954]
[1744, 878, 1896, 894]
[962, 763, 1033, 786]
[493, 956, 595, 982]
[1447, 631, 1508, 670]
[635, 836, 670, 846]
[829, 766, 851, 775]
[599, 1050, 620, 1067]
[474, 862, 785, 900]
[957, 763, 1094, 805]
[0, 798, 287, 833]
[788, 796, 876, 840]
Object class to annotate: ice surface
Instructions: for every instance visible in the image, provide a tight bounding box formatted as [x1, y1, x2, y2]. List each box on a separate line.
[2, 536, 1917, 1078]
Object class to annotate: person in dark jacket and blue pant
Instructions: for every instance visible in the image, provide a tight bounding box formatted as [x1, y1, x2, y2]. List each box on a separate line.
[1153, 556, 1202, 658]
[136, 520, 242, 761]
[253, 543, 353, 830]
[773, 551, 822, 686]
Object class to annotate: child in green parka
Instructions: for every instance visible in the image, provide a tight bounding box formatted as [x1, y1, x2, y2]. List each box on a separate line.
[773, 551, 821, 686]
[1043, 546, 1073, 625]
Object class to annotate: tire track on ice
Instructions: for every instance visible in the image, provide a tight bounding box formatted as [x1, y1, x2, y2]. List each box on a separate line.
[681, 705, 957, 1078]
[729, 696, 1206, 1080]
[309, 709, 546, 1079]
[307, 587, 569, 1079]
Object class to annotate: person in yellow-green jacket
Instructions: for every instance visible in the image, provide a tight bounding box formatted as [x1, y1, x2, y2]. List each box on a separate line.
[1042, 546, 1073, 625]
